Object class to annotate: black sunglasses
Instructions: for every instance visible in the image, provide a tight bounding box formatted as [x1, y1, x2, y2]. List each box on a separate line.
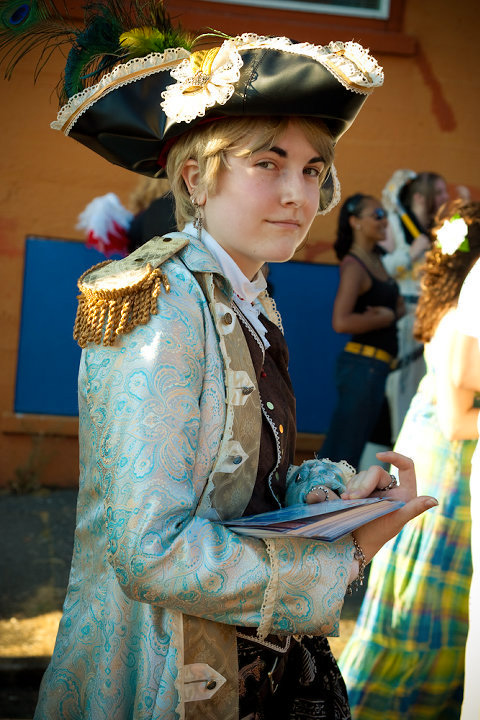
[369, 207, 387, 220]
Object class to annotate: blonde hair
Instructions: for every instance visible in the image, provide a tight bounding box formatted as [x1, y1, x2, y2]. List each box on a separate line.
[165, 116, 335, 229]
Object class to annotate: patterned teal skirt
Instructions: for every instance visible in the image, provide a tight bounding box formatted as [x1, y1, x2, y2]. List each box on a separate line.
[339, 391, 475, 720]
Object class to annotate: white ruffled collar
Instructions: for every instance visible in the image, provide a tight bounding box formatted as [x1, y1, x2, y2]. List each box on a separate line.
[184, 222, 270, 348]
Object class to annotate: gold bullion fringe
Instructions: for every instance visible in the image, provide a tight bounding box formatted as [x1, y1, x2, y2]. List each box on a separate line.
[73, 261, 170, 347]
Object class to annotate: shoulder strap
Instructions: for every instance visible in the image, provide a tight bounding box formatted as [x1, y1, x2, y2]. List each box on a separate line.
[345, 252, 373, 278]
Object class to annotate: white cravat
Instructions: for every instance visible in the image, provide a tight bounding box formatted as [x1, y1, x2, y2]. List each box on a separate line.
[184, 222, 270, 348]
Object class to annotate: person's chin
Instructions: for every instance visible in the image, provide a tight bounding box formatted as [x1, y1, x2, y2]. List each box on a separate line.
[269, 242, 303, 264]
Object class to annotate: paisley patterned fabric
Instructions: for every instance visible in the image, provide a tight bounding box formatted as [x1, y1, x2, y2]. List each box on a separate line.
[34, 232, 354, 720]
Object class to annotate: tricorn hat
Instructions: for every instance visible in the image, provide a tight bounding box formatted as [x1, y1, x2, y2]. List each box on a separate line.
[2, 1, 384, 212]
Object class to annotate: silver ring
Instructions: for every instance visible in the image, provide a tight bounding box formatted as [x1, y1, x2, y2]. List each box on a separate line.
[310, 484, 329, 500]
[379, 473, 398, 491]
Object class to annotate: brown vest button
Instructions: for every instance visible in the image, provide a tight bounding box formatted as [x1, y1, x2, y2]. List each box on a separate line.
[205, 680, 217, 690]
[223, 313, 233, 325]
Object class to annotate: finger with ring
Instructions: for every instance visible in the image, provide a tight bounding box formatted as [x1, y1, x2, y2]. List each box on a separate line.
[378, 473, 399, 491]
[310, 484, 329, 500]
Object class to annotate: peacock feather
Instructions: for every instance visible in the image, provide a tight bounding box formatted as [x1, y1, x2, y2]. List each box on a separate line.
[0, 0, 76, 81]
[0, 0, 194, 102]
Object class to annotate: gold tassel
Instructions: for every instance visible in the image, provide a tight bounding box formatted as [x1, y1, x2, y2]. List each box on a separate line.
[73, 261, 170, 348]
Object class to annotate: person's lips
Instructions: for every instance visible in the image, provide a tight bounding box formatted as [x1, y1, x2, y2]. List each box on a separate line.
[267, 218, 301, 229]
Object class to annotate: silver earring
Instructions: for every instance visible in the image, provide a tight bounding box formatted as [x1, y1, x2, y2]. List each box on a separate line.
[191, 196, 203, 236]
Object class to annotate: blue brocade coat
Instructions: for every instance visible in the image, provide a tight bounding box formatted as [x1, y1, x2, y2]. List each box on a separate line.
[34, 231, 354, 720]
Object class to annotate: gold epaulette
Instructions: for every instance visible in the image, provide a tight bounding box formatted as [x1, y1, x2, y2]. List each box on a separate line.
[73, 234, 189, 347]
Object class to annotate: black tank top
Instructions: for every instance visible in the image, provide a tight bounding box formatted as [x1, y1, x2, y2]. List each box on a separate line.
[349, 255, 399, 357]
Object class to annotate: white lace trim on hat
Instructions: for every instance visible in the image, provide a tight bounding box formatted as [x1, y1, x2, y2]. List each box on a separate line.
[160, 34, 383, 126]
[236, 34, 384, 93]
[318, 163, 341, 216]
[50, 48, 190, 135]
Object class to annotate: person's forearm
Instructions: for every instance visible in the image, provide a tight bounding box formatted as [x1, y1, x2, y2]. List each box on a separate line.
[333, 311, 393, 335]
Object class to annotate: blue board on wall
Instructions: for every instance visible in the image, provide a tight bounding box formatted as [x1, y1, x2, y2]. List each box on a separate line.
[15, 238, 347, 432]
[267, 261, 347, 433]
[15, 237, 119, 417]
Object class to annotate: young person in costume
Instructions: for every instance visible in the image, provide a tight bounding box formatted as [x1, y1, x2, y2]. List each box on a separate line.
[339, 200, 480, 720]
[318, 193, 403, 469]
[380, 170, 450, 441]
[1, 2, 438, 717]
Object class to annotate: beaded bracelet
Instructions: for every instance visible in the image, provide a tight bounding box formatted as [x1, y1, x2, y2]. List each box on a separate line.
[347, 534, 367, 594]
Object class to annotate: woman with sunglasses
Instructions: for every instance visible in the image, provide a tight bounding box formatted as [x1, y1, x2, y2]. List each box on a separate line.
[318, 194, 405, 470]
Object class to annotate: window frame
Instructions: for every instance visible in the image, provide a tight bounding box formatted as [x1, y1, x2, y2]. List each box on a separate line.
[198, 0, 391, 20]
[168, 0, 415, 55]
[68, 0, 415, 56]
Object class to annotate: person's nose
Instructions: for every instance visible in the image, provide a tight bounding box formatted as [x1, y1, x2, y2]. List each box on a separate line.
[280, 171, 305, 207]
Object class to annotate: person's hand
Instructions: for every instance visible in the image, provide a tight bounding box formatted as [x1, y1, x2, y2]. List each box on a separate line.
[341, 451, 405, 500]
[409, 233, 430, 262]
[346, 451, 437, 564]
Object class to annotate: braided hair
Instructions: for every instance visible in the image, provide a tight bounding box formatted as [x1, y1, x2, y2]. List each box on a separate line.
[414, 200, 480, 343]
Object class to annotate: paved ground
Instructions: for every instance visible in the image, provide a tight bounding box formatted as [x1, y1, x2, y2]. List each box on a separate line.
[0, 488, 367, 718]
[0, 489, 77, 719]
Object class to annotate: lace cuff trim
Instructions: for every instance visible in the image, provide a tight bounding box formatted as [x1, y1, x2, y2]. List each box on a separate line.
[257, 538, 280, 641]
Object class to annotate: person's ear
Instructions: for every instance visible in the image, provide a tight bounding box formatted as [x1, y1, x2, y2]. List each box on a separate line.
[349, 215, 360, 231]
[182, 159, 206, 204]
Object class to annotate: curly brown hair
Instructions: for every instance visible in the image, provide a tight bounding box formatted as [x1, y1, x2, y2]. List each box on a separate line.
[414, 200, 480, 343]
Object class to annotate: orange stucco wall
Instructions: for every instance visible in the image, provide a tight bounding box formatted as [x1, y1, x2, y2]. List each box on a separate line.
[0, 0, 479, 487]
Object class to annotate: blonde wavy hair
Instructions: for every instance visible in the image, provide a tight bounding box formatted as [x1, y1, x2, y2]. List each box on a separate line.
[165, 116, 335, 229]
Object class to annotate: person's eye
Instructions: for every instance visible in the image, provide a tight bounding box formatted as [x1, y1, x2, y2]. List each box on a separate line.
[304, 166, 323, 178]
[256, 160, 276, 170]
